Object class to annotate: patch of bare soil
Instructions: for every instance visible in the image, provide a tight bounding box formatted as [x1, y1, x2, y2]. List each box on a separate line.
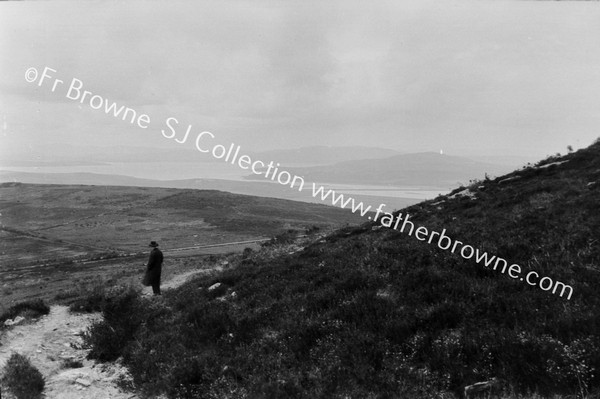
[141, 264, 224, 297]
[0, 306, 137, 399]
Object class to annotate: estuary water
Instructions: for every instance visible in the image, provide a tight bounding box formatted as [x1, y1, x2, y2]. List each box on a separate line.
[0, 161, 449, 209]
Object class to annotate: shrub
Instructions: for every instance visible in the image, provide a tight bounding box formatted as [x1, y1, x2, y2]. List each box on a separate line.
[0, 299, 50, 326]
[1, 353, 45, 399]
[242, 247, 254, 259]
[262, 230, 298, 247]
[83, 285, 144, 361]
[68, 283, 107, 312]
[83, 321, 125, 362]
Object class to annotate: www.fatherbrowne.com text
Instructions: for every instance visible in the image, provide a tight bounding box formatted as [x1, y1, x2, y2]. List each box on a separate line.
[25, 66, 574, 300]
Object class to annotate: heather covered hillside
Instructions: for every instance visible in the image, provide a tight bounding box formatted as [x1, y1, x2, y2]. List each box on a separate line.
[83, 140, 600, 398]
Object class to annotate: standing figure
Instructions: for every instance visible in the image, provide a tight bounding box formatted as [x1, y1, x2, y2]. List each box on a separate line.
[145, 241, 163, 295]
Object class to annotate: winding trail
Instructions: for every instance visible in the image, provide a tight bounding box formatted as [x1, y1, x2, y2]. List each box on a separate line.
[0, 266, 219, 398]
[0, 306, 135, 399]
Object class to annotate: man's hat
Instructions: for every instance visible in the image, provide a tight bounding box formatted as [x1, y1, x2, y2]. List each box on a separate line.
[149, 241, 159, 247]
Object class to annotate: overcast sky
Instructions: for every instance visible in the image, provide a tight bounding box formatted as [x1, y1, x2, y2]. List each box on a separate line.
[1, 0, 600, 161]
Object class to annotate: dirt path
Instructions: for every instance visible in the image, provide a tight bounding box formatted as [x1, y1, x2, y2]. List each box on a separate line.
[0, 267, 219, 398]
[141, 265, 223, 296]
[0, 306, 136, 399]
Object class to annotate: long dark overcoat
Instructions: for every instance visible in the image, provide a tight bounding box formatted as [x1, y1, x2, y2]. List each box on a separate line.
[145, 248, 163, 286]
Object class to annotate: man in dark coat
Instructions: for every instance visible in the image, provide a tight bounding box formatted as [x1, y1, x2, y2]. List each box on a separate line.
[145, 241, 163, 295]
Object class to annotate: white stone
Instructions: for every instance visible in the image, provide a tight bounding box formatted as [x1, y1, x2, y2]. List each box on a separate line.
[3, 315, 25, 326]
[75, 377, 92, 387]
[208, 282, 222, 292]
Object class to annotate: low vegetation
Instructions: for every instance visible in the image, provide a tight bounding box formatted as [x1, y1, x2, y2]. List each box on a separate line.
[82, 140, 600, 397]
[261, 229, 302, 247]
[0, 299, 50, 327]
[66, 281, 114, 313]
[82, 285, 144, 362]
[1, 353, 45, 399]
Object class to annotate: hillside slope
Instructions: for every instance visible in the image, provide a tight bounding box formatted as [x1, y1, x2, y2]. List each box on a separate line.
[83, 140, 600, 398]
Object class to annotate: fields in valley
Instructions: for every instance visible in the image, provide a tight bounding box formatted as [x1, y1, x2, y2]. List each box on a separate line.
[0, 183, 364, 307]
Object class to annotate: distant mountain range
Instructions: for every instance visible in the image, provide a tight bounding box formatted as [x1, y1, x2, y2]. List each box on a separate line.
[245, 152, 520, 187]
[0, 147, 528, 208]
[0, 143, 532, 170]
[248, 146, 402, 165]
[0, 144, 402, 167]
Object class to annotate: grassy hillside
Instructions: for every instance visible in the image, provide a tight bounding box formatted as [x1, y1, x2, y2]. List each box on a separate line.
[0, 184, 363, 307]
[83, 140, 600, 398]
[0, 184, 364, 264]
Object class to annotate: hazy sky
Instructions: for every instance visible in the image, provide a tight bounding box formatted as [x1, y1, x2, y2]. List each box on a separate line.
[1, 0, 600, 161]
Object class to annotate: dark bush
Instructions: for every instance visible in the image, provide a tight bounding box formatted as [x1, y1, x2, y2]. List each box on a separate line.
[242, 247, 254, 258]
[83, 286, 144, 362]
[84, 321, 125, 362]
[262, 229, 299, 247]
[1, 353, 45, 399]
